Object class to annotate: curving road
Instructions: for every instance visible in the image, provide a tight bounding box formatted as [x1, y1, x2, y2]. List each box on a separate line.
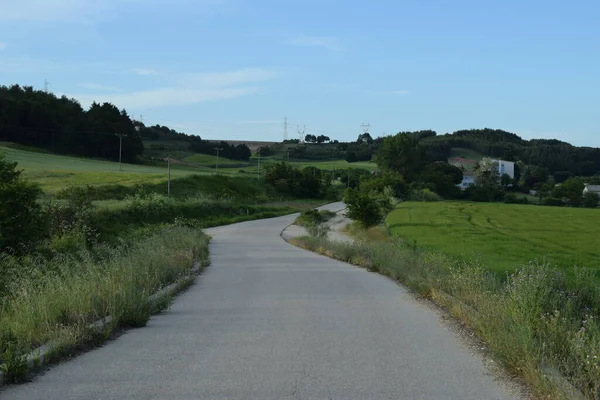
[2, 202, 519, 400]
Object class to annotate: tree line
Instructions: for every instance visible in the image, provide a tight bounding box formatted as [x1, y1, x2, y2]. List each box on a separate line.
[420, 128, 600, 177]
[0, 85, 144, 162]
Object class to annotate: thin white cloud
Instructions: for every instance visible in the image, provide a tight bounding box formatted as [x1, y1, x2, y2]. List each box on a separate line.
[289, 35, 341, 52]
[78, 82, 122, 92]
[370, 90, 410, 95]
[71, 87, 258, 110]
[130, 68, 159, 76]
[68, 67, 277, 110]
[0, 42, 7, 50]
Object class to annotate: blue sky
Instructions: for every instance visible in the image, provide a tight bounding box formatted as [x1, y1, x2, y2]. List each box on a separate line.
[0, 0, 599, 146]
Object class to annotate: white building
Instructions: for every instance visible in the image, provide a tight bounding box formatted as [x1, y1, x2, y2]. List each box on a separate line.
[458, 171, 475, 190]
[455, 159, 515, 190]
[583, 185, 600, 195]
[492, 159, 515, 179]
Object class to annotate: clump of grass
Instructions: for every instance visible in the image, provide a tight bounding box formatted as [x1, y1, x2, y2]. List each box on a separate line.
[294, 209, 335, 227]
[292, 233, 600, 399]
[0, 226, 209, 380]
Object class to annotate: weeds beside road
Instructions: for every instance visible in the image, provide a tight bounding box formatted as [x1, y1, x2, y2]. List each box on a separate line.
[292, 231, 600, 399]
[0, 226, 209, 383]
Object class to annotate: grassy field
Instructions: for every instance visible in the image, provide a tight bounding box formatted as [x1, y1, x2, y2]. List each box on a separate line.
[0, 145, 204, 194]
[183, 153, 249, 167]
[221, 158, 377, 174]
[1, 143, 376, 195]
[387, 201, 599, 273]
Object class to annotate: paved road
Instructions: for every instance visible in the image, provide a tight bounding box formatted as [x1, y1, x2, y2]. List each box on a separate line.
[2, 202, 518, 400]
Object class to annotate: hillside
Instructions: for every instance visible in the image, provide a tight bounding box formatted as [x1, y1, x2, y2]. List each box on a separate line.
[420, 128, 600, 176]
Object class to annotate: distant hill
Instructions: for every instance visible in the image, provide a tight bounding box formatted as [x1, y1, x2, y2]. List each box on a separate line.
[420, 128, 600, 176]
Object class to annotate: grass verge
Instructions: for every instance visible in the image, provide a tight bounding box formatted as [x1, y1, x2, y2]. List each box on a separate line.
[291, 232, 600, 399]
[0, 225, 209, 383]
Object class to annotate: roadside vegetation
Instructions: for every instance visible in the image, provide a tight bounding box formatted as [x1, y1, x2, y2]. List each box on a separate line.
[292, 130, 600, 399]
[0, 149, 339, 382]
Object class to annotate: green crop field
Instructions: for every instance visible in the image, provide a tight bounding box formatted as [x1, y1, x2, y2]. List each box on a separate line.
[387, 201, 600, 274]
[0, 145, 202, 193]
[221, 158, 377, 173]
[1, 143, 376, 194]
[184, 153, 250, 167]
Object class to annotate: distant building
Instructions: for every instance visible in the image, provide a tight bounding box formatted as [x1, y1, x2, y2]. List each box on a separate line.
[494, 159, 515, 179]
[453, 158, 515, 190]
[583, 184, 600, 195]
[459, 171, 475, 190]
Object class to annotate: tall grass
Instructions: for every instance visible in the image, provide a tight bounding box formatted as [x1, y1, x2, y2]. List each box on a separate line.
[292, 234, 600, 399]
[0, 226, 209, 382]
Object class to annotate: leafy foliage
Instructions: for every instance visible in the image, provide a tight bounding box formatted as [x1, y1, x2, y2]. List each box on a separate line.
[344, 186, 396, 228]
[0, 153, 43, 252]
[264, 162, 329, 198]
[583, 191, 599, 208]
[421, 161, 463, 198]
[375, 132, 425, 181]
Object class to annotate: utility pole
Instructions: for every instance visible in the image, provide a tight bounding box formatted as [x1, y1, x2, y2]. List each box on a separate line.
[283, 117, 288, 141]
[286, 148, 291, 163]
[347, 169, 350, 188]
[257, 147, 261, 179]
[167, 154, 171, 196]
[115, 133, 127, 171]
[214, 147, 223, 174]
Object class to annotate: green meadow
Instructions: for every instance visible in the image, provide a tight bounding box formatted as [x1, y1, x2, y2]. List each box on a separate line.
[387, 201, 600, 273]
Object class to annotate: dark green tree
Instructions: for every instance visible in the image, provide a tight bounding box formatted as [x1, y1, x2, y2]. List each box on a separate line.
[583, 191, 599, 208]
[375, 133, 425, 182]
[422, 162, 463, 198]
[0, 155, 43, 252]
[553, 177, 585, 206]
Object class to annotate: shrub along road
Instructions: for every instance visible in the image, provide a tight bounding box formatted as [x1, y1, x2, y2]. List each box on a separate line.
[2, 202, 519, 400]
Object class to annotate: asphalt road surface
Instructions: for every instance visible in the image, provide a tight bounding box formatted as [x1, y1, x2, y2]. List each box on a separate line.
[2, 202, 519, 400]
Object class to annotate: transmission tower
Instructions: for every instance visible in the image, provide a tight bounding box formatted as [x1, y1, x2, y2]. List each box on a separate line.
[297, 125, 306, 142]
[361, 123, 371, 134]
[44, 79, 50, 93]
[283, 117, 288, 141]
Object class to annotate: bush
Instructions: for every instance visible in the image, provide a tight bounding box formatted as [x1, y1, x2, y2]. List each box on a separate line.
[464, 185, 504, 202]
[504, 194, 529, 204]
[542, 197, 564, 207]
[408, 188, 441, 202]
[583, 191, 599, 208]
[344, 186, 397, 228]
[359, 170, 406, 198]
[264, 162, 329, 198]
[0, 154, 44, 253]
[305, 222, 330, 238]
